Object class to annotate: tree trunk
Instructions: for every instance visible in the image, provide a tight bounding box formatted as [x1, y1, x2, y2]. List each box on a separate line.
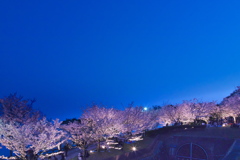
[82, 148, 89, 160]
[97, 139, 100, 152]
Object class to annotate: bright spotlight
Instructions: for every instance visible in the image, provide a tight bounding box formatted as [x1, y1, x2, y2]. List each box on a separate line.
[132, 147, 137, 151]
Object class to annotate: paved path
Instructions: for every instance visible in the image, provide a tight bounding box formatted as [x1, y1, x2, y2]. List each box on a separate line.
[223, 139, 240, 160]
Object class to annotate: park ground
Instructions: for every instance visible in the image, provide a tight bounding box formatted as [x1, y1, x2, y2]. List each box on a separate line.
[63, 126, 240, 160]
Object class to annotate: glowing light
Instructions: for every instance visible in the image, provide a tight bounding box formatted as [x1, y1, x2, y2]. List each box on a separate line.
[90, 150, 93, 153]
[184, 128, 187, 130]
[102, 145, 106, 149]
[132, 147, 137, 151]
[129, 135, 143, 141]
[106, 140, 118, 145]
[144, 107, 148, 111]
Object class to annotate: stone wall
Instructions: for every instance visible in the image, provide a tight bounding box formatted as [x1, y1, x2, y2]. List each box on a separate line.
[163, 136, 234, 160]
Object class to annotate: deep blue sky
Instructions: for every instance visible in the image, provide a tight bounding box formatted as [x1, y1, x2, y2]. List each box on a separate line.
[1, 1, 240, 120]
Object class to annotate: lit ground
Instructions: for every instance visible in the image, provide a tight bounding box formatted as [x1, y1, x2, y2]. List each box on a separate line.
[69, 136, 155, 160]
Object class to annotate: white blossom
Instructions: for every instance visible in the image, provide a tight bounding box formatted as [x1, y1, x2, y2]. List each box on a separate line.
[0, 118, 67, 160]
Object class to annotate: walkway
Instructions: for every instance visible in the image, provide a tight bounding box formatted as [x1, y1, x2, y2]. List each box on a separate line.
[223, 139, 240, 160]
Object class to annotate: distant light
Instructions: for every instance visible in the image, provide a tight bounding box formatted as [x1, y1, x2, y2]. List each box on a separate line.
[184, 128, 187, 130]
[102, 145, 106, 149]
[132, 147, 137, 151]
[90, 150, 93, 153]
[144, 107, 148, 111]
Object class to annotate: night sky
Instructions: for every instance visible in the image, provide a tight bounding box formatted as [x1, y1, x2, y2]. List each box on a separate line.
[1, 1, 240, 120]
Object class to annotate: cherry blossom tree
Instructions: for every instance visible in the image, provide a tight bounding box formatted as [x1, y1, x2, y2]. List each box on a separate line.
[61, 119, 96, 160]
[0, 93, 43, 124]
[220, 86, 240, 121]
[176, 102, 195, 124]
[158, 100, 217, 125]
[121, 106, 144, 136]
[180, 99, 216, 123]
[137, 108, 159, 136]
[158, 104, 182, 125]
[0, 118, 67, 160]
[82, 105, 124, 151]
[121, 105, 158, 139]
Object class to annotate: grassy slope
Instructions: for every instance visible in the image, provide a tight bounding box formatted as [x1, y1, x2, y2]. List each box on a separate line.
[70, 126, 240, 160]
